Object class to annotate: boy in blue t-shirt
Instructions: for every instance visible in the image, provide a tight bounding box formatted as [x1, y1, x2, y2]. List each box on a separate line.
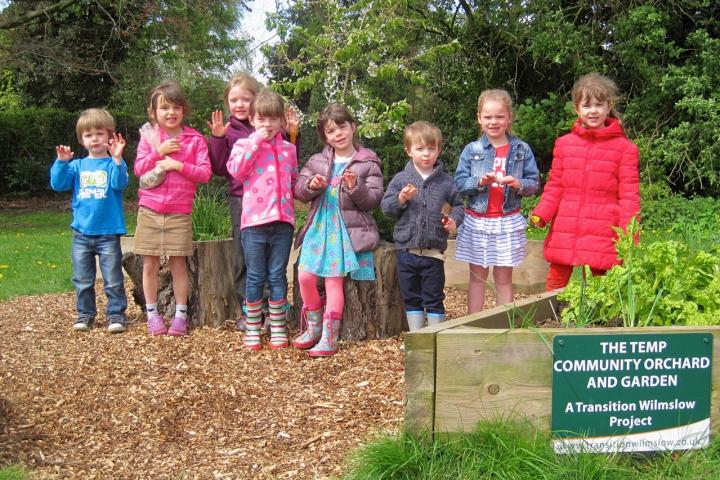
[50, 108, 129, 332]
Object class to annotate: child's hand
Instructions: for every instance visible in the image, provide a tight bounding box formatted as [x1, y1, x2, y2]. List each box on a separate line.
[442, 216, 457, 232]
[499, 175, 522, 191]
[55, 145, 73, 161]
[158, 138, 182, 156]
[342, 170, 357, 190]
[255, 126, 275, 141]
[398, 183, 417, 204]
[479, 171, 496, 187]
[108, 133, 126, 163]
[157, 158, 183, 172]
[207, 110, 229, 137]
[529, 214, 544, 228]
[286, 106, 300, 133]
[309, 174, 327, 191]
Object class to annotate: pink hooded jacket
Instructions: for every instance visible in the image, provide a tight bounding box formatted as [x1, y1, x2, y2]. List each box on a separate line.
[227, 131, 298, 229]
[134, 126, 212, 214]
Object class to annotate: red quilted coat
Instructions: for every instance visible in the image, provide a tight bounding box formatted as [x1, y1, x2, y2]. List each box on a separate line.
[532, 117, 640, 270]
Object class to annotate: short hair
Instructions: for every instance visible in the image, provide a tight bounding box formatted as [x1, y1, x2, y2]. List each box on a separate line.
[403, 121, 443, 151]
[316, 103, 356, 143]
[250, 90, 285, 118]
[76, 108, 115, 143]
[224, 73, 261, 110]
[147, 80, 190, 123]
[477, 89, 514, 119]
[572, 73, 621, 119]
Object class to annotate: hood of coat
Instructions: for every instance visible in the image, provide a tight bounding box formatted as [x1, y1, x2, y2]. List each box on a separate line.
[571, 116, 625, 140]
[402, 159, 444, 181]
[320, 144, 380, 166]
[228, 116, 253, 137]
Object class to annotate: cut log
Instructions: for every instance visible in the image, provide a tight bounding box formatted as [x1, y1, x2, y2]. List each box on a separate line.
[122, 238, 242, 328]
[290, 242, 405, 341]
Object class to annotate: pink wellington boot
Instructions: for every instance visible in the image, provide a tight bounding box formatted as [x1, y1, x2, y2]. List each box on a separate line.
[292, 304, 323, 349]
[307, 311, 341, 357]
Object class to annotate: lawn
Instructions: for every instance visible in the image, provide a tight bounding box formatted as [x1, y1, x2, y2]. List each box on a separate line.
[0, 210, 136, 301]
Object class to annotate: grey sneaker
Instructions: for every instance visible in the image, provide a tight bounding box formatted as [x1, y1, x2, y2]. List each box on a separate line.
[73, 317, 94, 332]
[107, 322, 127, 333]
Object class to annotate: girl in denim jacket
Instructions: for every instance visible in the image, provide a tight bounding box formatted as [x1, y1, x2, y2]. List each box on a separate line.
[454, 89, 539, 313]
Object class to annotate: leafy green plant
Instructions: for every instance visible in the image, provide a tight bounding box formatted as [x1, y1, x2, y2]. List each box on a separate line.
[559, 218, 720, 327]
[191, 181, 232, 241]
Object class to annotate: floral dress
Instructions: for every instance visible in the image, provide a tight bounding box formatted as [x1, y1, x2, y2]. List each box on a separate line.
[298, 161, 375, 281]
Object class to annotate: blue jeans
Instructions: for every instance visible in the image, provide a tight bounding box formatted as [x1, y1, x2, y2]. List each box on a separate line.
[71, 229, 127, 322]
[241, 221, 294, 303]
[396, 249, 446, 314]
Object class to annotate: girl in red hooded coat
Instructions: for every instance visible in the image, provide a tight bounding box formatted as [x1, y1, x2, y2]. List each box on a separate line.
[531, 73, 640, 290]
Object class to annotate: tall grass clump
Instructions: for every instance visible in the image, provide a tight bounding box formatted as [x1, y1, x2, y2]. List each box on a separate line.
[0, 465, 28, 480]
[191, 180, 232, 241]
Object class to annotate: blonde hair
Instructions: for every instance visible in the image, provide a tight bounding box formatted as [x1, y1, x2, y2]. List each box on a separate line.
[147, 80, 190, 124]
[477, 89, 514, 134]
[250, 90, 285, 119]
[572, 73, 621, 119]
[403, 121, 443, 151]
[76, 108, 115, 143]
[224, 74, 261, 110]
[316, 103, 357, 144]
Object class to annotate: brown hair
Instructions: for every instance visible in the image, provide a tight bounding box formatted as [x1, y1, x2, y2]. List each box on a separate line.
[224, 73, 261, 110]
[250, 90, 286, 119]
[477, 89, 514, 117]
[403, 121, 443, 151]
[147, 80, 190, 124]
[76, 108, 115, 143]
[316, 103, 357, 143]
[571, 73, 621, 119]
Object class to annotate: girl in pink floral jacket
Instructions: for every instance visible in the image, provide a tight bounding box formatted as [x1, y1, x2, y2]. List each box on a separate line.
[227, 91, 298, 350]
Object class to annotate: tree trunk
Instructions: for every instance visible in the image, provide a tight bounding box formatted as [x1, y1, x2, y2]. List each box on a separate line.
[290, 242, 405, 340]
[122, 239, 242, 328]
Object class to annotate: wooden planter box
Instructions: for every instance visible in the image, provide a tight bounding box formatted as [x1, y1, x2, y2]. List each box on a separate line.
[404, 290, 720, 438]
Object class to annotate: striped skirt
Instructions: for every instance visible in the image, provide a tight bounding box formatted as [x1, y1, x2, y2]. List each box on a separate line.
[455, 212, 527, 267]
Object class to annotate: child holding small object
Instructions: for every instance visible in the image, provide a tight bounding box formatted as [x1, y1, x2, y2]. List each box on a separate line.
[381, 121, 464, 330]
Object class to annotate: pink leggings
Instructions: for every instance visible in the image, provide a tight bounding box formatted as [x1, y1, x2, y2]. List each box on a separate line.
[298, 271, 345, 315]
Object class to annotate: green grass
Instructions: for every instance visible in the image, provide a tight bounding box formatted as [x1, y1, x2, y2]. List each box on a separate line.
[0, 465, 28, 480]
[342, 419, 720, 480]
[0, 210, 136, 301]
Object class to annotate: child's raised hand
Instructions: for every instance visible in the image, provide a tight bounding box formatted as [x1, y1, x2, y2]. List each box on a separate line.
[108, 133, 126, 163]
[479, 171, 496, 187]
[158, 138, 182, 156]
[442, 215, 457, 232]
[342, 170, 357, 190]
[55, 145, 73, 161]
[157, 158, 183, 172]
[309, 174, 327, 191]
[255, 126, 274, 141]
[398, 183, 417, 204]
[207, 110, 229, 137]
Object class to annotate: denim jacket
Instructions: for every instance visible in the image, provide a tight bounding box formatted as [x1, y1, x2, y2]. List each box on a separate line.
[453, 133, 539, 213]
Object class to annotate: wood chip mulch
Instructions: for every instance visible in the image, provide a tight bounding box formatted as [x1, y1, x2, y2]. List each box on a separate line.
[0, 282, 513, 479]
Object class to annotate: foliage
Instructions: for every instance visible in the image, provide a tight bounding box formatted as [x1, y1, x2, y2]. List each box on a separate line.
[191, 180, 232, 241]
[0, 465, 28, 480]
[559, 219, 720, 328]
[0, 108, 143, 197]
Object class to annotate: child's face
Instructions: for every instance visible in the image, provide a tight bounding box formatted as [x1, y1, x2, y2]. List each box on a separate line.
[477, 99, 511, 143]
[227, 86, 255, 121]
[251, 113, 284, 139]
[576, 95, 610, 130]
[153, 96, 184, 134]
[81, 127, 110, 158]
[323, 120, 356, 154]
[406, 140, 440, 174]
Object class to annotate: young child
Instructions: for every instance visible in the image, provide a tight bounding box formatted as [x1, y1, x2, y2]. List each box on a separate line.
[227, 90, 298, 350]
[50, 108, 129, 333]
[531, 73, 640, 290]
[454, 89, 539, 313]
[207, 74, 300, 331]
[293, 103, 384, 357]
[133, 81, 212, 336]
[381, 121, 464, 330]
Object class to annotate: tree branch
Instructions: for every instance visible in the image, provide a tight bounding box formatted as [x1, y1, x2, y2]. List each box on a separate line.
[0, 0, 80, 30]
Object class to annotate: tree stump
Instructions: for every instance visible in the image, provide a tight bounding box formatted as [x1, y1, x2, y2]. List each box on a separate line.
[290, 241, 405, 340]
[122, 239, 242, 327]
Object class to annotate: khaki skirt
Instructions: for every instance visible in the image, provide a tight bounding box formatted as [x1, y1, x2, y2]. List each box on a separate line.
[134, 206, 193, 256]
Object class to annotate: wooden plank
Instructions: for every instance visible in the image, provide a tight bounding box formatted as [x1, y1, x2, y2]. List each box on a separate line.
[404, 331, 437, 437]
[433, 326, 720, 435]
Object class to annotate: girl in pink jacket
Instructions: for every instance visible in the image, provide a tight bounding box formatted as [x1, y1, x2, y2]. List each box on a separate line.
[227, 91, 298, 351]
[133, 81, 212, 336]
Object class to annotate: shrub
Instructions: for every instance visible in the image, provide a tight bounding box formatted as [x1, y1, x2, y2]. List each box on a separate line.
[191, 179, 232, 241]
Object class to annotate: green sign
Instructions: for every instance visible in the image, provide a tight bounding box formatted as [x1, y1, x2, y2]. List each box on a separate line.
[552, 333, 712, 453]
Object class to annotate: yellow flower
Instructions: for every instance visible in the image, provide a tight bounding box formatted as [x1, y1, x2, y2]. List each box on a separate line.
[0, 265, 7, 269]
